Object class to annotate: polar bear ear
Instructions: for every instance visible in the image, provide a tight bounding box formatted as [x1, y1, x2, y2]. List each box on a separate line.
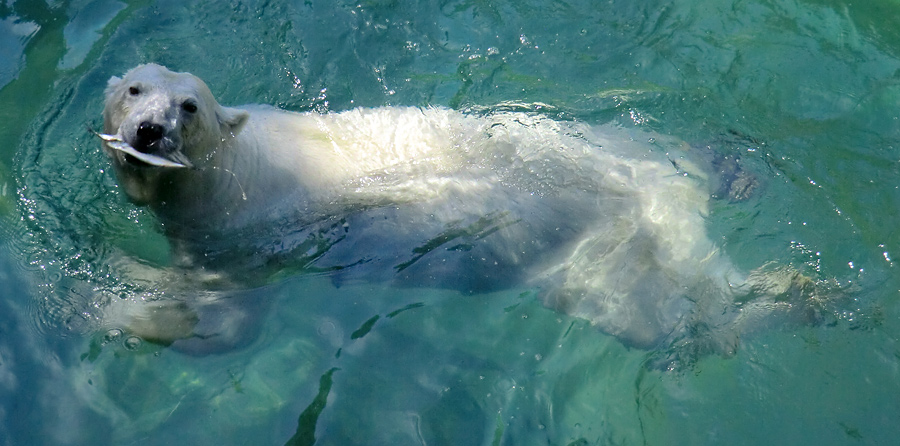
[105, 75, 123, 99]
[217, 106, 249, 136]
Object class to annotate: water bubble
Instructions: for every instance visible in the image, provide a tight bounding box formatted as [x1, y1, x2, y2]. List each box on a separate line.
[124, 336, 142, 350]
[493, 377, 516, 394]
[103, 328, 123, 344]
[317, 320, 336, 336]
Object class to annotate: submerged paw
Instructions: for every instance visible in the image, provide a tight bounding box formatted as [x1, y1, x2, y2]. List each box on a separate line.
[126, 300, 199, 346]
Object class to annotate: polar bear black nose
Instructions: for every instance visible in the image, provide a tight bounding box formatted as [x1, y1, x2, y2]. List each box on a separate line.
[135, 121, 164, 153]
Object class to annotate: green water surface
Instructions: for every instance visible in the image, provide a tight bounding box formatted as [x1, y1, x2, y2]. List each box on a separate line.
[1, 0, 899, 444]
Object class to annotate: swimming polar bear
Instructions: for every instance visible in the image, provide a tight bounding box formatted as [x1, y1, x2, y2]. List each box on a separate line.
[100, 64, 818, 358]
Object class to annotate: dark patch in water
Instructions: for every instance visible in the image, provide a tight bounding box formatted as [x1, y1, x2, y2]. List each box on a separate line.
[350, 314, 380, 339]
[387, 302, 425, 318]
[285, 367, 339, 446]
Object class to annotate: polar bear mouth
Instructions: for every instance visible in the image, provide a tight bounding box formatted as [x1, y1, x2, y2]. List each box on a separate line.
[93, 130, 193, 168]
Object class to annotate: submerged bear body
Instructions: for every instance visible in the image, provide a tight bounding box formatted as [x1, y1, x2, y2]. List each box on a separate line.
[101, 64, 813, 354]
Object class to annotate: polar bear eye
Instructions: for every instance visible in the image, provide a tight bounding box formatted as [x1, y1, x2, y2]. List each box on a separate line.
[182, 101, 198, 114]
[128, 86, 140, 96]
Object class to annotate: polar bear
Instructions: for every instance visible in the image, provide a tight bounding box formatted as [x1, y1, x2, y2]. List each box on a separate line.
[100, 64, 818, 358]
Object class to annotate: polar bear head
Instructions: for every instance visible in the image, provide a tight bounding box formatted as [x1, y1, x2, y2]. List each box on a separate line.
[102, 64, 249, 204]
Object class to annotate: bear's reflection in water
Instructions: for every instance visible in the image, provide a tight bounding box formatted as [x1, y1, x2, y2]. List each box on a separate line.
[98, 64, 824, 365]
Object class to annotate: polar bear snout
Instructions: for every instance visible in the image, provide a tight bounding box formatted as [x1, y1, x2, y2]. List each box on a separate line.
[114, 115, 188, 169]
[134, 121, 165, 154]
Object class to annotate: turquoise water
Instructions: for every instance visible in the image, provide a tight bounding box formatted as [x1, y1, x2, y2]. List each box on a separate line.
[2, 0, 900, 444]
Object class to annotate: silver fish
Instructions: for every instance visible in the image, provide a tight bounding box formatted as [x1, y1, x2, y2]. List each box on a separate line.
[92, 130, 192, 168]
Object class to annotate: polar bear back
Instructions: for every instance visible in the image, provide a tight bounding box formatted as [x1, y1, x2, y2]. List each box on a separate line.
[212, 105, 715, 266]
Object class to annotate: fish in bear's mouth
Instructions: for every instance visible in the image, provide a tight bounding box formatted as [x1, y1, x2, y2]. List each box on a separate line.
[91, 129, 193, 169]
